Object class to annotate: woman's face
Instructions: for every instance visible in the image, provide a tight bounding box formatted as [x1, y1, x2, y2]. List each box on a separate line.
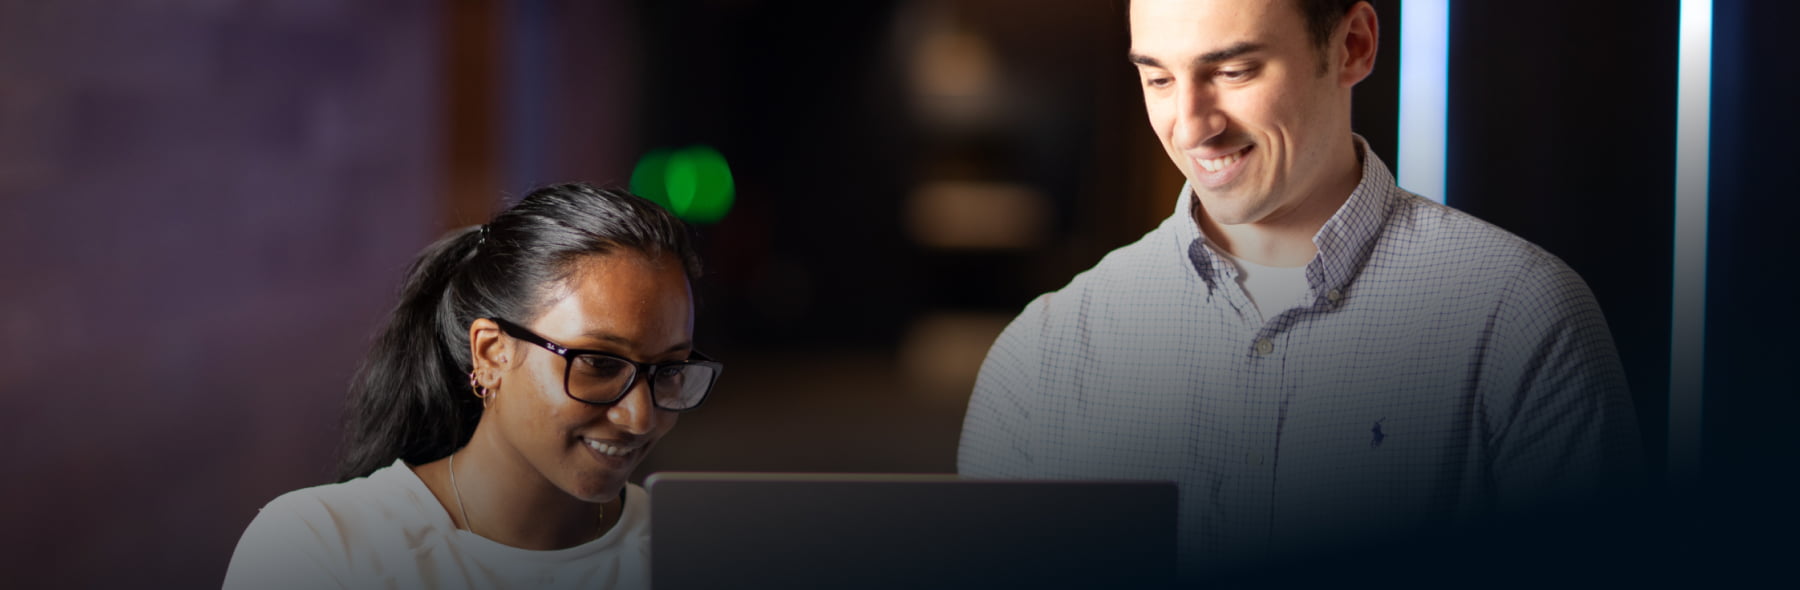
[485, 250, 693, 503]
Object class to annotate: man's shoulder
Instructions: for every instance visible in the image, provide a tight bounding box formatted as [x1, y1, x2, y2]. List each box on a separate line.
[988, 222, 1187, 351]
[1379, 192, 1584, 292]
[1048, 221, 1191, 305]
[991, 222, 1213, 366]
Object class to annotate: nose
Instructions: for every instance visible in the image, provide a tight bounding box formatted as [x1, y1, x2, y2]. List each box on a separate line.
[1170, 80, 1227, 150]
[607, 378, 665, 435]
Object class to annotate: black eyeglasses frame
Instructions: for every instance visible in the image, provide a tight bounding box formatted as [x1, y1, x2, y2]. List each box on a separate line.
[488, 317, 722, 412]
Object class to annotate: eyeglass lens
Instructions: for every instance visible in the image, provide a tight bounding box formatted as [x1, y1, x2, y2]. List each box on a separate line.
[568, 355, 716, 409]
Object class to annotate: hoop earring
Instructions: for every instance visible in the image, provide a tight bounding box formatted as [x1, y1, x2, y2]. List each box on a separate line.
[468, 370, 489, 400]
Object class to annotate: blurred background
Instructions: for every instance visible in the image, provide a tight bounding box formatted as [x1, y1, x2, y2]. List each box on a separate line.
[2, 0, 1794, 586]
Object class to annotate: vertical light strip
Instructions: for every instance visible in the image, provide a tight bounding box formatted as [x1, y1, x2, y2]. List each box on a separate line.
[1398, 0, 1450, 204]
[1668, 0, 1712, 489]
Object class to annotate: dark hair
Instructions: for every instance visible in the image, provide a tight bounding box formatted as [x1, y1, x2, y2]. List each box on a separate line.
[1122, 0, 1366, 71]
[1298, 0, 1364, 55]
[335, 183, 702, 482]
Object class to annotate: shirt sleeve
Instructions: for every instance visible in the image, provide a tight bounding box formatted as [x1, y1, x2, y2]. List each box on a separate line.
[1481, 257, 1646, 514]
[957, 294, 1051, 478]
[221, 494, 350, 590]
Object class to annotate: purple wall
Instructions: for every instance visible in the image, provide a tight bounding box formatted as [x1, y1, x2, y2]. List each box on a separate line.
[1, 1, 439, 586]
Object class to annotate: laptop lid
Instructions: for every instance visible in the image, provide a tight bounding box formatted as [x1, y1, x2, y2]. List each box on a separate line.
[646, 473, 1176, 590]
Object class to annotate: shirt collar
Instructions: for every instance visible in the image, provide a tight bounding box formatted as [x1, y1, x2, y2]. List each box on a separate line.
[1171, 134, 1398, 296]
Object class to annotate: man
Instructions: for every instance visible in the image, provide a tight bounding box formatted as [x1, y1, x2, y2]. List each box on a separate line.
[957, 0, 1643, 576]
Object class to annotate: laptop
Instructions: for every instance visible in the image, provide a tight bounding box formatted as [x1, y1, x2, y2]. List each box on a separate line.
[646, 473, 1177, 590]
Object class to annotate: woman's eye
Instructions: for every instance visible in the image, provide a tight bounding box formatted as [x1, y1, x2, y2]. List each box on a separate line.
[654, 364, 689, 385]
[576, 356, 630, 379]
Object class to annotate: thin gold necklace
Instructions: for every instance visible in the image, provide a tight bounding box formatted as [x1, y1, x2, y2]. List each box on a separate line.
[449, 453, 474, 535]
[447, 453, 607, 540]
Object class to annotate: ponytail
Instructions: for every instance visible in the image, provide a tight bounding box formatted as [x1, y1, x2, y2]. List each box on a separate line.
[336, 226, 484, 481]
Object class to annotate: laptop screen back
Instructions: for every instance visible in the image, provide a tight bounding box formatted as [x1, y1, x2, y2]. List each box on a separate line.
[647, 473, 1176, 590]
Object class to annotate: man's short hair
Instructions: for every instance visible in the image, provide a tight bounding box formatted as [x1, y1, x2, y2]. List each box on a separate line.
[1126, 0, 1366, 71]
[1298, 0, 1364, 52]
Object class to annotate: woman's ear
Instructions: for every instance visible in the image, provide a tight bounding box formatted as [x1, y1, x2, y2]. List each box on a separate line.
[468, 318, 511, 387]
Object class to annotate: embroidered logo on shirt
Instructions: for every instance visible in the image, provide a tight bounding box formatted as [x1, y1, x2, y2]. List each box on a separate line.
[1370, 417, 1387, 449]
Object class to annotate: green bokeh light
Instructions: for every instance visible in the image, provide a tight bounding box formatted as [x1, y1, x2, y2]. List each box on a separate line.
[629, 149, 673, 210]
[630, 145, 734, 224]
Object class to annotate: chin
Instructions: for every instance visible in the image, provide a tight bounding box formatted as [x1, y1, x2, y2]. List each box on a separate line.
[564, 471, 631, 502]
[571, 481, 626, 503]
[1191, 196, 1252, 227]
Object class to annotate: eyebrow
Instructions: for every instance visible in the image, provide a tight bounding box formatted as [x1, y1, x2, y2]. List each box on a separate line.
[581, 330, 693, 356]
[1128, 42, 1267, 69]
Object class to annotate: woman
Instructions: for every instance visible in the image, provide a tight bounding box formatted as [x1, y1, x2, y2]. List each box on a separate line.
[224, 184, 721, 589]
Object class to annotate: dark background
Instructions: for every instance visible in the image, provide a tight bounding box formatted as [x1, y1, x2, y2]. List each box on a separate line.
[2, 0, 1792, 586]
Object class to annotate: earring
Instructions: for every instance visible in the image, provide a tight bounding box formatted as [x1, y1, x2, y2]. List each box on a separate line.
[468, 370, 489, 400]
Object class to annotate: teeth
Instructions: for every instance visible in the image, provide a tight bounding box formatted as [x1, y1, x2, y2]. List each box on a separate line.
[584, 439, 632, 457]
[1197, 149, 1244, 173]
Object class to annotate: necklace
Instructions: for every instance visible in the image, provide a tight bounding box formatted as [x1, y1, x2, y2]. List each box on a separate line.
[447, 453, 608, 540]
[449, 453, 474, 536]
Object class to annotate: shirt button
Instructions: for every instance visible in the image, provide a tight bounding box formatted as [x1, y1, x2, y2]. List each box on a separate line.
[1247, 452, 1266, 466]
[1254, 338, 1274, 355]
[1326, 289, 1343, 304]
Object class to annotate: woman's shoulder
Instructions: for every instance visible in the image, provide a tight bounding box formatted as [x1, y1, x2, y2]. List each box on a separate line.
[225, 460, 446, 588]
[263, 460, 444, 527]
[236, 460, 452, 560]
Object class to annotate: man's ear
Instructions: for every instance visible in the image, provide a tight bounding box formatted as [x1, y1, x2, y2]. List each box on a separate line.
[468, 318, 511, 384]
[1337, 1, 1379, 88]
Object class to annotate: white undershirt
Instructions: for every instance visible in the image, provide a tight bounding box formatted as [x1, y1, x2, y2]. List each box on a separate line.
[223, 459, 651, 590]
[1216, 248, 1311, 320]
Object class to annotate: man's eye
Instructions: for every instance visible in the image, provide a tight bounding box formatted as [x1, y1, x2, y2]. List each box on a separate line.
[1144, 76, 1173, 89]
[1215, 67, 1255, 82]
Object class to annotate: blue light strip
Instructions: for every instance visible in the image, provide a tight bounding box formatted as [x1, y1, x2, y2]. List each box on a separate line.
[1398, 0, 1449, 204]
[1668, 0, 1711, 488]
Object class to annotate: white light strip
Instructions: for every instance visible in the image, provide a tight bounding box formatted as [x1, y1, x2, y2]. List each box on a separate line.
[1668, 0, 1712, 489]
[1398, 0, 1450, 204]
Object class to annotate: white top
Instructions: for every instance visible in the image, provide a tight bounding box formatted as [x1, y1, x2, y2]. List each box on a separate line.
[223, 460, 651, 590]
[1215, 247, 1310, 320]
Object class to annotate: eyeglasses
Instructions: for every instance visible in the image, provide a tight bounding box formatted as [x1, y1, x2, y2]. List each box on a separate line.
[490, 317, 723, 412]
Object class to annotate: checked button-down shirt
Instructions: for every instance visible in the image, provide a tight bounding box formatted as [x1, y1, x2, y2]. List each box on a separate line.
[957, 136, 1644, 574]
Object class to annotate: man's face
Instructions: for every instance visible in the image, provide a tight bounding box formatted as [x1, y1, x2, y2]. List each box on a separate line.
[1130, 0, 1353, 227]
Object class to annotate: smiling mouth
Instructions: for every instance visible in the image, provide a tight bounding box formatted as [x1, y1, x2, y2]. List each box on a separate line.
[583, 438, 640, 458]
[1195, 145, 1252, 172]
